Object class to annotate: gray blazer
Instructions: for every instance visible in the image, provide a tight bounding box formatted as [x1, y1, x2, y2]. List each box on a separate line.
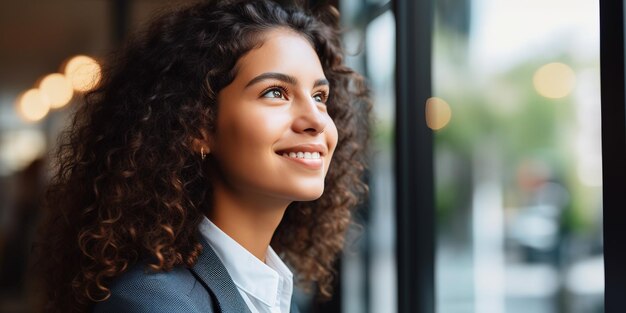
[92, 236, 300, 313]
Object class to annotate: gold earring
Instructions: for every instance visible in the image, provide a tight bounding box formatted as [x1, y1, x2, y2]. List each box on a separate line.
[201, 147, 207, 160]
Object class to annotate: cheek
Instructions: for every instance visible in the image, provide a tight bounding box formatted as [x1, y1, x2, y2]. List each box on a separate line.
[213, 116, 279, 187]
[220, 110, 284, 149]
[326, 118, 339, 156]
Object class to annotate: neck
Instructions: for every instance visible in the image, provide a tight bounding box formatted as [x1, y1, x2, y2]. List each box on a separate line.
[208, 181, 290, 262]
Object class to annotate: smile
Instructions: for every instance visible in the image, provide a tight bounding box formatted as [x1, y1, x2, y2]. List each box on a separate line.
[281, 151, 321, 159]
[274, 143, 327, 170]
[277, 151, 323, 170]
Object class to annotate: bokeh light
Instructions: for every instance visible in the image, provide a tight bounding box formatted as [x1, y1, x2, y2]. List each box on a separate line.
[17, 89, 51, 122]
[533, 62, 576, 99]
[0, 129, 47, 176]
[63, 55, 102, 92]
[425, 97, 452, 130]
[38, 73, 74, 108]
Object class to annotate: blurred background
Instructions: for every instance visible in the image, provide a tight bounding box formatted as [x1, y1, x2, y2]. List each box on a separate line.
[0, 0, 604, 312]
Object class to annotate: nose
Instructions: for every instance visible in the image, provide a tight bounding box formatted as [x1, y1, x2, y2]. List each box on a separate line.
[291, 96, 327, 135]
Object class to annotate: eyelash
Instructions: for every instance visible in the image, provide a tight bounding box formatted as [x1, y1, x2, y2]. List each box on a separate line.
[262, 84, 289, 100]
[261, 84, 329, 104]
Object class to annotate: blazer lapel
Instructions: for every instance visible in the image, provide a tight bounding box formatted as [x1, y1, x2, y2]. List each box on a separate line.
[190, 236, 252, 313]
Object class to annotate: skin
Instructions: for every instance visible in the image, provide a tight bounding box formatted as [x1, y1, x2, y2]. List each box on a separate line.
[194, 28, 338, 262]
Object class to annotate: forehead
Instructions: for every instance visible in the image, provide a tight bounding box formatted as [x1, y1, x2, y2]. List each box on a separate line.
[233, 28, 325, 81]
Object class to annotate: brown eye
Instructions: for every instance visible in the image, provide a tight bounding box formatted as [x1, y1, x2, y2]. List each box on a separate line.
[262, 87, 287, 100]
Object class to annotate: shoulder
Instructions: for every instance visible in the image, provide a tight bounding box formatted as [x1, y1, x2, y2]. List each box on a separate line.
[92, 262, 215, 313]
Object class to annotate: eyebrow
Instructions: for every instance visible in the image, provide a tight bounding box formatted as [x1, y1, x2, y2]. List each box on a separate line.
[244, 72, 329, 89]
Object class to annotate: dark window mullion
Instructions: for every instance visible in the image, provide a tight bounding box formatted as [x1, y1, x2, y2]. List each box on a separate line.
[393, 0, 435, 312]
[600, 0, 626, 311]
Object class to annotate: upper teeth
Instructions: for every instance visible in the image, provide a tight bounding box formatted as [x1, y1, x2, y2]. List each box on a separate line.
[282, 151, 321, 159]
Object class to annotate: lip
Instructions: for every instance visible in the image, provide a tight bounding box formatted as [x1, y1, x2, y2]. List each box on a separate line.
[275, 143, 327, 170]
[280, 154, 323, 170]
[274, 143, 328, 156]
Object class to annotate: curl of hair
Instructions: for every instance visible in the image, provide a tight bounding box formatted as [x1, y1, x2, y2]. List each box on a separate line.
[32, 0, 371, 311]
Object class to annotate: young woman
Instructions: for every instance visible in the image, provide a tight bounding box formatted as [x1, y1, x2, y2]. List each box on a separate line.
[33, 0, 370, 312]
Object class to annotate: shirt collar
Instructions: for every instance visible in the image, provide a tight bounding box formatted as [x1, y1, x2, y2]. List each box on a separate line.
[198, 216, 293, 307]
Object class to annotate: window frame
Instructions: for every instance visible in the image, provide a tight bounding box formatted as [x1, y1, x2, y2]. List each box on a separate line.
[393, 0, 436, 312]
[600, 0, 626, 311]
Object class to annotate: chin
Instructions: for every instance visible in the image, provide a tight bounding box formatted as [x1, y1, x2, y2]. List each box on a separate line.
[290, 186, 325, 201]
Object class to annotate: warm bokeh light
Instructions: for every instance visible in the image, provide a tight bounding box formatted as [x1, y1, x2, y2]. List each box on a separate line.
[64, 55, 102, 92]
[17, 88, 51, 122]
[533, 62, 576, 99]
[38, 73, 74, 108]
[425, 97, 452, 130]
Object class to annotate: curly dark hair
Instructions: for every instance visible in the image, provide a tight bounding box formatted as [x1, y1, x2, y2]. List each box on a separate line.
[32, 0, 371, 311]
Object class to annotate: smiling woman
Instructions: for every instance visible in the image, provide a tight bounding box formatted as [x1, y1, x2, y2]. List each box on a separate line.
[210, 28, 338, 207]
[31, 1, 371, 313]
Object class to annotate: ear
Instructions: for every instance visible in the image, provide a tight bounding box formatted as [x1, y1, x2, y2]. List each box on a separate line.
[191, 128, 212, 155]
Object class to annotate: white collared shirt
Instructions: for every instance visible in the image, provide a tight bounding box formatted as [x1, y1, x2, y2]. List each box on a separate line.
[198, 217, 293, 313]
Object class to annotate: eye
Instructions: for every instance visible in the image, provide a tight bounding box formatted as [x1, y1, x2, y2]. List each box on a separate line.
[261, 86, 288, 100]
[313, 91, 328, 104]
